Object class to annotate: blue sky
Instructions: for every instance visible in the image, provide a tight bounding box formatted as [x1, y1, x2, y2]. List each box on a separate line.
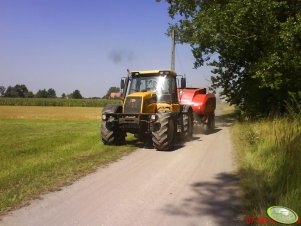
[0, 0, 213, 97]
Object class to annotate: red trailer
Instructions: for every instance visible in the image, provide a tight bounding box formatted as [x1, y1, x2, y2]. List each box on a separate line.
[178, 88, 216, 132]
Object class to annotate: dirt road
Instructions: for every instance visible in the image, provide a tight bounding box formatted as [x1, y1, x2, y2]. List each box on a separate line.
[0, 114, 243, 226]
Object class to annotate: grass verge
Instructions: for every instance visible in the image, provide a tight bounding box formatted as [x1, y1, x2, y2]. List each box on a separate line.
[0, 107, 136, 215]
[232, 117, 301, 225]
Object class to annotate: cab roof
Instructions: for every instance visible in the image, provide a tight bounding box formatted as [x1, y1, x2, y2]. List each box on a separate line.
[130, 69, 177, 76]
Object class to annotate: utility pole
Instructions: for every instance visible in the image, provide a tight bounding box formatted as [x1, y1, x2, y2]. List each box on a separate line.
[171, 29, 175, 71]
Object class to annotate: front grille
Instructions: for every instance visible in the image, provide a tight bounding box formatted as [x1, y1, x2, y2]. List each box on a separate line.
[124, 97, 142, 114]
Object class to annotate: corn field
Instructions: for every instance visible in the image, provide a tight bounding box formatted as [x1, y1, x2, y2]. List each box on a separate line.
[0, 98, 120, 107]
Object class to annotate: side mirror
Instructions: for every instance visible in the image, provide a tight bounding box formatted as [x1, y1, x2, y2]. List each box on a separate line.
[181, 77, 186, 88]
[120, 79, 125, 90]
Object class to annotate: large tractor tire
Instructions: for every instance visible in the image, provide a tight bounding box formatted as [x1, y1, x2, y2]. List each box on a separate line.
[152, 113, 175, 151]
[101, 104, 125, 145]
[205, 114, 215, 134]
[181, 108, 193, 140]
[101, 121, 125, 145]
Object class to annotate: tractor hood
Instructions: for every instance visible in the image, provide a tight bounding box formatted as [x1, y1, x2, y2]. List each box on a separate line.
[123, 92, 157, 114]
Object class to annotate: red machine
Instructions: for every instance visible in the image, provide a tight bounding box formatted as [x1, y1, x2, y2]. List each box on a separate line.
[178, 88, 216, 132]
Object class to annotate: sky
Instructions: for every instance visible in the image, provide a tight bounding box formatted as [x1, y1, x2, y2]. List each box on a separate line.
[0, 0, 214, 97]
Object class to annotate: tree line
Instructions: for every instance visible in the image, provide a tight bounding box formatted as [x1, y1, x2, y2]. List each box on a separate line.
[160, 0, 301, 117]
[0, 85, 83, 99]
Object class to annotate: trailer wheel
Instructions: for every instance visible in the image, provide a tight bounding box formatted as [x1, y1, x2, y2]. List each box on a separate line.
[205, 114, 215, 134]
[152, 113, 175, 151]
[182, 110, 193, 140]
[101, 121, 125, 145]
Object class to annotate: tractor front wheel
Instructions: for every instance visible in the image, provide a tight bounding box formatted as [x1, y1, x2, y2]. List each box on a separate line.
[101, 121, 125, 145]
[152, 113, 175, 151]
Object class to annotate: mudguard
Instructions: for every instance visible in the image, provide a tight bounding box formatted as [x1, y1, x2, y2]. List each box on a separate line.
[103, 104, 123, 114]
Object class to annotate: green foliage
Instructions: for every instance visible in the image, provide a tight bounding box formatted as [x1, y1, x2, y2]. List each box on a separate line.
[233, 118, 301, 225]
[35, 89, 49, 98]
[0, 86, 5, 96]
[25, 91, 34, 98]
[286, 91, 301, 120]
[1, 85, 85, 100]
[35, 88, 57, 98]
[4, 84, 30, 98]
[47, 88, 56, 98]
[0, 98, 120, 107]
[4, 86, 17, 97]
[69, 89, 83, 99]
[161, 0, 301, 117]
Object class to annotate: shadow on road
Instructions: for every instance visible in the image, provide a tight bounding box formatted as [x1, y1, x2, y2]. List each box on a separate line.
[162, 172, 245, 226]
[194, 127, 222, 135]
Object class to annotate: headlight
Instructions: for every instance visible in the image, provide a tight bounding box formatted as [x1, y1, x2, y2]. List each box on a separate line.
[102, 114, 107, 121]
[150, 114, 157, 121]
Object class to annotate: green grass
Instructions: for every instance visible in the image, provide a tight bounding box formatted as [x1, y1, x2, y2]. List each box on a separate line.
[0, 108, 136, 214]
[0, 97, 120, 107]
[232, 117, 301, 225]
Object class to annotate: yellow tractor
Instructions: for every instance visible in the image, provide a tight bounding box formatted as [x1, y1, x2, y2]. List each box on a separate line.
[100, 69, 193, 151]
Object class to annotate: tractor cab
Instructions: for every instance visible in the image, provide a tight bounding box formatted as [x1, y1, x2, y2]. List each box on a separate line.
[120, 70, 186, 114]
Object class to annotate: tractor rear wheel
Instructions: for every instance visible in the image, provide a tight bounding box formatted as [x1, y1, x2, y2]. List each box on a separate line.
[101, 121, 125, 145]
[182, 110, 193, 140]
[152, 113, 175, 151]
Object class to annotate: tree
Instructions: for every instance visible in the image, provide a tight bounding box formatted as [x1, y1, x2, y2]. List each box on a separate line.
[47, 88, 57, 98]
[4, 86, 19, 97]
[70, 90, 83, 99]
[0, 86, 5, 97]
[14, 84, 28, 97]
[4, 84, 29, 97]
[35, 89, 49, 98]
[35, 88, 57, 98]
[61, 93, 66, 98]
[160, 0, 301, 117]
[25, 91, 34, 98]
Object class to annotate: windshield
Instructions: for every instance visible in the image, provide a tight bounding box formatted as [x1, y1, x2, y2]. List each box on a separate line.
[127, 74, 177, 103]
[127, 75, 170, 94]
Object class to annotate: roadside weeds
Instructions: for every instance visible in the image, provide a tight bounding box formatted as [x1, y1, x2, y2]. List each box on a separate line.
[232, 117, 301, 226]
